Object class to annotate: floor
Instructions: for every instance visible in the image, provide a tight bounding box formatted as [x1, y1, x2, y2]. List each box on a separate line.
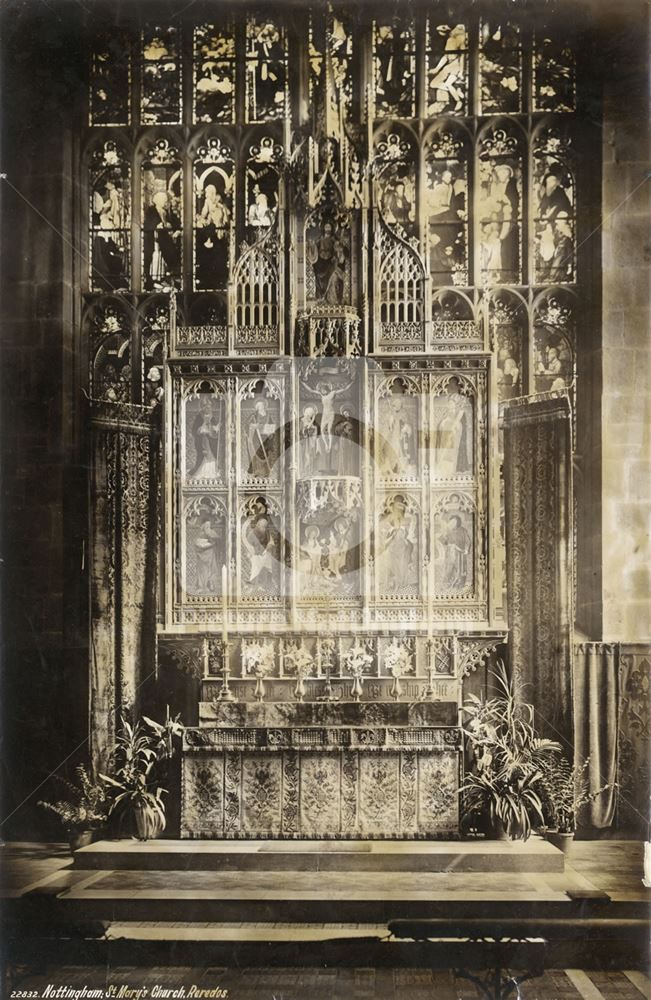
[6, 964, 651, 999]
[2, 841, 650, 999]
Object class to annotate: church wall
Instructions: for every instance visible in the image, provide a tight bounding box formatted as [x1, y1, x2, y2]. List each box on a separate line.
[0, 8, 88, 837]
[599, 3, 651, 642]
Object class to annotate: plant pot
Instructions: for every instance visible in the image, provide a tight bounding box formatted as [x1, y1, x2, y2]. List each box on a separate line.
[486, 817, 510, 842]
[133, 801, 166, 841]
[69, 829, 94, 853]
[546, 830, 574, 856]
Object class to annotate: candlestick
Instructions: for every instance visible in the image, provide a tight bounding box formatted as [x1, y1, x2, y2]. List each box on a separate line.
[221, 564, 228, 645]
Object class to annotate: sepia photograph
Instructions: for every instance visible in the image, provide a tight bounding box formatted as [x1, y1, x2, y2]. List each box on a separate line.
[0, 0, 649, 997]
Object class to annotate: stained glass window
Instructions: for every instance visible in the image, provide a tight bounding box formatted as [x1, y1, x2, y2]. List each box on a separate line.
[194, 24, 236, 124]
[425, 126, 469, 287]
[246, 16, 287, 122]
[375, 130, 418, 241]
[141, 137, 182, 291]
[426, 22, 468, 117]
[533, 292, 575, 394]
[478, 124, 523, 285]
[141, 26, 181, 124]
[193, 137, 234, 292]
[533, 126, 575, 284]
[534, 32, 576, 112]
[373, 17, 415, 119]
[489, 292, 526, 403]
[89, 140, 130, 292]
[90, 32, 130, 126]
[90, 302, 132, 403]
[245, 136, 283, 241]
[479, 21, 522, 114]
[141, 299, 168, 406]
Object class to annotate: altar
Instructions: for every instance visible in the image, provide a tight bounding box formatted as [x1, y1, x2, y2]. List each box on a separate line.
[159, 324, 505, 840]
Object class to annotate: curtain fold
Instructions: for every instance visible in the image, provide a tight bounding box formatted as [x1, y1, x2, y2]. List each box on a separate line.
[573, 642, 619, 828]
[89, 401, 161, 769]
[503, 395, 573, 748]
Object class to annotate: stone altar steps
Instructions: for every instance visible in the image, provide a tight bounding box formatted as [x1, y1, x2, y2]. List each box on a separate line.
[73, 837, 565, 873]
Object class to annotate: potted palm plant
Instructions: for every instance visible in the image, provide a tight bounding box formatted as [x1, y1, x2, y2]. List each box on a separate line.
[101, 710, 183, 841]
[460, 661, 561, 841]
[38, 765, 108, 852]
[539, 753, 612, 855]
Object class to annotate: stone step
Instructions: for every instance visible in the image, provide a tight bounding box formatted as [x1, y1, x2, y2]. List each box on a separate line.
[74, 837, 564, 872]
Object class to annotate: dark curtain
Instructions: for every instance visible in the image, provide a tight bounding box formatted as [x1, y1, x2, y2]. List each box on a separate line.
[504, 395, 573, 748]
[573, 642, 618, 828]
[89, 402, 161, 769]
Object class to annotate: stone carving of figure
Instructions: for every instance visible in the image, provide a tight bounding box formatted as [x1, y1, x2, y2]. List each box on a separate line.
[328, 515, 353, 580]
[302, 380, 353, 453]
[433, 390, 472, 477]
[380, 396, 415, 476]
[335, 407, 356, 476]
[299, 404, 321, 476]
[300, 524, 324, 577]
[193, 512, 221, 594]
[246, 398, 276, 478]
[189, 400, 221, 478]
[242, 503, 276, 588]
[380, 498, 417, 593]
[440, 513, 471, 591]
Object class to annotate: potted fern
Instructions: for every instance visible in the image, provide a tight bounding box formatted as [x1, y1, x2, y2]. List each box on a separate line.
[101, 710, 183, 841]
[38, 765, 108, 851]
[460, 661, 561, 841]
[539, 754, 612, 854]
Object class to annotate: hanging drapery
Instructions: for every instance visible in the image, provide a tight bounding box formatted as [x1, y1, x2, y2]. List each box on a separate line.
[573, 642, 618, 828]
[617, 646, 651, 832]
[503, 394, 573, 747]
[89, 400, 161, 769]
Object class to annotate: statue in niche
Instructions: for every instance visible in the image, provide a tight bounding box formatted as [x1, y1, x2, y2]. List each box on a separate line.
[306, 217, 349, 304]
[192, 505, 223, 595]
[378, 497, 418, 595]
[242, 498, 278, 591]
[188, 396, 221, 479]
[435, 510, 472, 593]
[245, 396, 277, 479]
[379, 394, 416, 477]
[432, 383, 472, 478]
